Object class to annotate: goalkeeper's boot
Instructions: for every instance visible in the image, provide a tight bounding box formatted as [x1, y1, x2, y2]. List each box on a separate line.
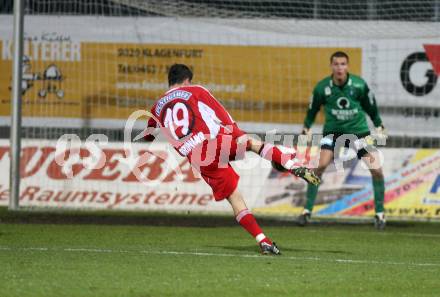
[298, 209, 311, 227]
[291, 167, 321, 186]
[259, 240, 281, 255]
[374, 212, 386, 230]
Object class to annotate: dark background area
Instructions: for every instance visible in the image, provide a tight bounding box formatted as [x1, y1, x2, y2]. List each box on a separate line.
[0, 0, 439, 21]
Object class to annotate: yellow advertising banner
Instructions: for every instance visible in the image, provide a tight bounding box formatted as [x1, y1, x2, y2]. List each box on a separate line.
[0, 40, 361, 124]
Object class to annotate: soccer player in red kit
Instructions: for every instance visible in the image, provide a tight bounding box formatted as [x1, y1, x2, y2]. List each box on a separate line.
[145, 64, 320, 255]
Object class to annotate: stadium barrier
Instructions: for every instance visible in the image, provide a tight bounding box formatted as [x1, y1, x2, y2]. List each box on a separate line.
[0, 139, 439, 220]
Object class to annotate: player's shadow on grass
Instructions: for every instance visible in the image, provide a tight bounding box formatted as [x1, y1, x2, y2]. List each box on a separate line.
[208, 245, 352, 255]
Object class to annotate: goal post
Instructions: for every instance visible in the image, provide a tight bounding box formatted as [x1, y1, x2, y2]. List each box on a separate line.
[9, 0, 24, 210]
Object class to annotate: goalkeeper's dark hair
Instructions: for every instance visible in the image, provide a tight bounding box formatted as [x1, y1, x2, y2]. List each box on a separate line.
[330, 51, 349, 63]
[168, 64, 193, 86]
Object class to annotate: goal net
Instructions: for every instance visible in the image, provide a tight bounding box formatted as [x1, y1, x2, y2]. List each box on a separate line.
[0, 0, 439, 219]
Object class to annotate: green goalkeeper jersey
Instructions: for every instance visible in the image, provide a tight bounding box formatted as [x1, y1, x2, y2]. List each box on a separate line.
[303, 74, 382, 134]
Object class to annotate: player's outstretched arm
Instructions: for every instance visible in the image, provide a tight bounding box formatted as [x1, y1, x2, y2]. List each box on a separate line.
[143, 127, 158, 142]
[359, 85, 388, 144]
[303, 87, 322, 131]
[300, 87, 322, 144]
[142, 113, 160, 142]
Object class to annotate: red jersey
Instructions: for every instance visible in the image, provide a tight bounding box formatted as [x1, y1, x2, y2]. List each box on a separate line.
[148, 85, 245, 165]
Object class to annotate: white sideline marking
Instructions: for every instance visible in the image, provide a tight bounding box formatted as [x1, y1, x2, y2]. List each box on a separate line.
[0, 246, 439, 268]
[378, 232, 440, 238]
[305, 229, 440, 238]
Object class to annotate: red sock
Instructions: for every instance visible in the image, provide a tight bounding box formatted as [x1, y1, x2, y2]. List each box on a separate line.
[236, 209, 271, 244]
[259, 143, 297, 169]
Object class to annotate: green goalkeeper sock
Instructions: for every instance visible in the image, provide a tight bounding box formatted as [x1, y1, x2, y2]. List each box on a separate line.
[373, 178, 385, 213]
[305, 184, 319, 212]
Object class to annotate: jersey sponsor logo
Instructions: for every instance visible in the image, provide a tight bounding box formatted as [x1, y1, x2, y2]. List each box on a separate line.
[400, 44, 440, 96]
[155, 90, 192, 115]
[331, 108, 359, 119]
[336, 97, 350, 109]
[178, 132, 206, 156]
[331, 99, 359, 121]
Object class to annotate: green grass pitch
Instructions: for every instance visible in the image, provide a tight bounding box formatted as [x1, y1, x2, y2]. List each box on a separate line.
[0, 209, 439, 297]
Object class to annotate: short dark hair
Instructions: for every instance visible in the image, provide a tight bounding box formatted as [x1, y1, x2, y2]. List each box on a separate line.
[168, 64, 193, 86]
[330, 51, 349, 63]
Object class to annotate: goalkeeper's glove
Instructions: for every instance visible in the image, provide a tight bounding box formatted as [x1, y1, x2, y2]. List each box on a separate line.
[291, 167, 321, 186]
[300, 127, 312, 144]
[374, 125, 388, 145]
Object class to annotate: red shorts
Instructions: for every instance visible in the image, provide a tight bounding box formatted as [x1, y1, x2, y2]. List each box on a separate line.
[199, 163, 240, 201]
[188, 130, 245, 201]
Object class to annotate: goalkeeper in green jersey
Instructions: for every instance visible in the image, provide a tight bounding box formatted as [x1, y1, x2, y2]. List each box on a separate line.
[298, 51, 387, 229]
